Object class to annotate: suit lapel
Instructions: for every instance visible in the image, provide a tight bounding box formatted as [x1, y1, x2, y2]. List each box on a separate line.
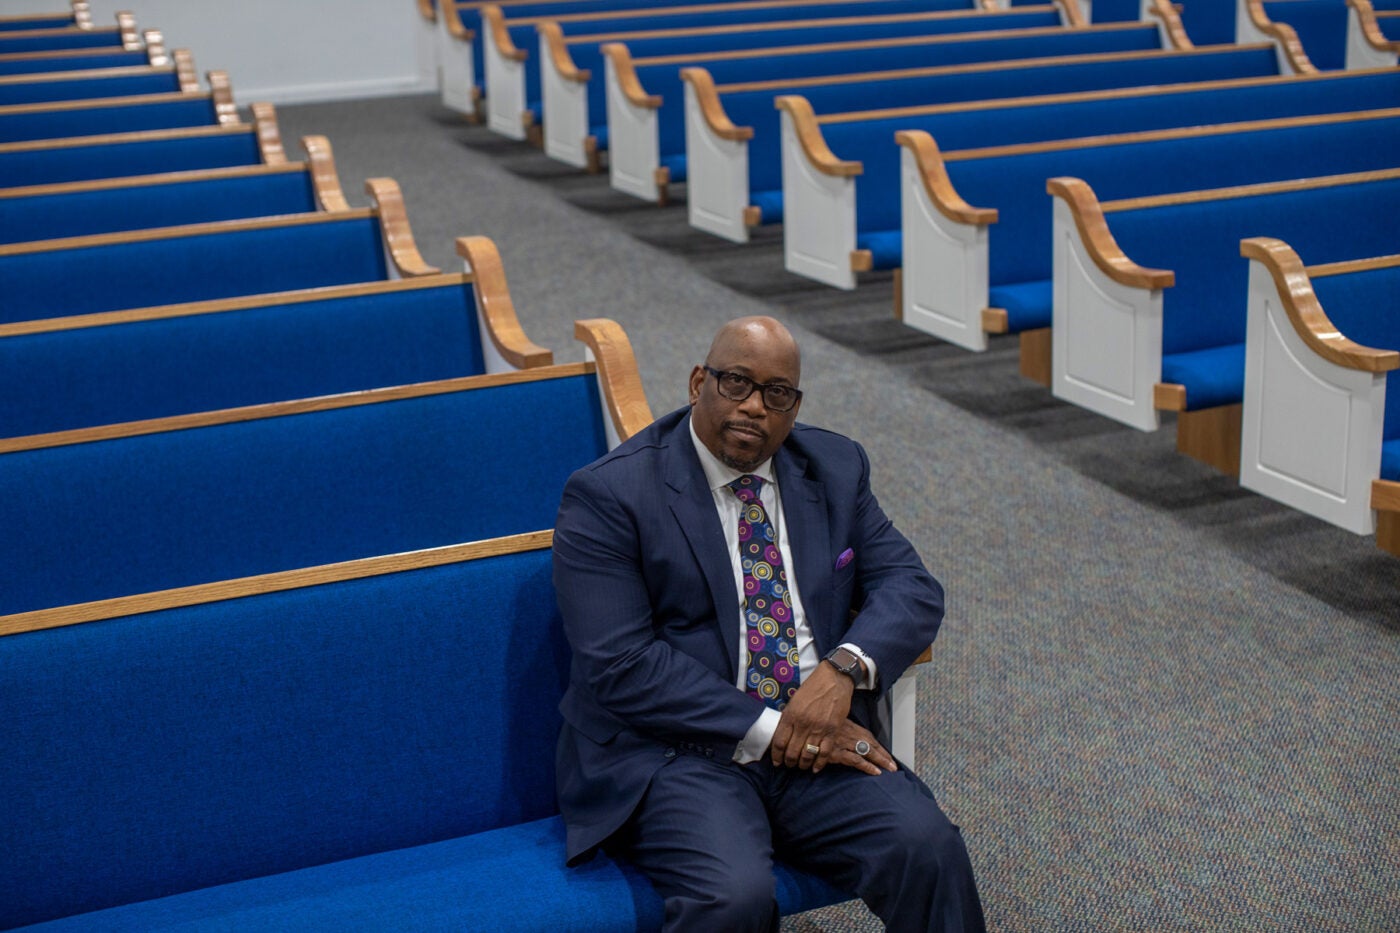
[775, 446, 833, 653]
[665, 415, 743, 677]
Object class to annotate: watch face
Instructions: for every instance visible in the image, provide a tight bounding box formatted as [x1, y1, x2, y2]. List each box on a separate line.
[829, 648, 858, 674]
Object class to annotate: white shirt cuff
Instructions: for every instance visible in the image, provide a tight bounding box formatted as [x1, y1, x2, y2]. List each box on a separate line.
[733, 707, 781, 764]
[840, 642, 878, 690]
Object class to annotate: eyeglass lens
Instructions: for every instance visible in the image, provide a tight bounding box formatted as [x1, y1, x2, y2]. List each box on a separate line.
[714, 370, 798, 412]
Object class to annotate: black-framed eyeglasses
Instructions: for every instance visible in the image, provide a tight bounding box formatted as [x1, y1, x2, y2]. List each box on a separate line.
[703, 366, 803, 412]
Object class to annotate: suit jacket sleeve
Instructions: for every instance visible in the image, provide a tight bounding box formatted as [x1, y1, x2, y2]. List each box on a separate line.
[553, 464, 766, 744]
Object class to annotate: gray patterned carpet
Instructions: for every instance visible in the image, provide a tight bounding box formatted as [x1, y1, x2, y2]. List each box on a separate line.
[277, 92, 1399, 932]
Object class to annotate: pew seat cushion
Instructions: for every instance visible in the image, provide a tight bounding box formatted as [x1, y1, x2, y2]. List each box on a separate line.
[752, 188, 783, 225]
[1160, 343, 1246, 413]
[661, 152, 686, 184]
[988, 280, 1052, 334]
[1382, 439, 1399, 483]
[856, 229, 901, 271]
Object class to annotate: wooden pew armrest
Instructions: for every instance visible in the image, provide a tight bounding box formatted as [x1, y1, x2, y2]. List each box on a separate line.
[455, 236, 554, 370]
[251, 102, 287, 165]
[540, 22, 587, 82]
[207, 70, 238, 125]
[1243, 0, 1319, 74]
[364, 178, 440, 277]
[1240, 238, 1400, 373]
[1046, 177, 1174, 290]
[416, 0, 437, 25]
[117, 10, 140, 50]
[1147, 0, 1194, 51]
[481, 6, 522, 60]
[172, 48, 199, 92]
[575, 318, 653, 443]
[601, 43, 660, 109]
[681, 67, 752, 142]
[894, 130, 996, 226]
[1349, 0, 1400, 52]
[300, 135, 351, 212]
[774, 96, 859, 177]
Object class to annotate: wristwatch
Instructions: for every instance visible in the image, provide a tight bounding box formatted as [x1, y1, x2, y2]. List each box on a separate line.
[823, 646, 863, 684]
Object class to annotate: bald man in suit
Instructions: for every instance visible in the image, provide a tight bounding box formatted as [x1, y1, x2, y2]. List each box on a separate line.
[553, 316, 983, 931]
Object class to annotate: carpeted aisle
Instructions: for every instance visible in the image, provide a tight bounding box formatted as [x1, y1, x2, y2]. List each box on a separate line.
[276, 92, 1399, 932]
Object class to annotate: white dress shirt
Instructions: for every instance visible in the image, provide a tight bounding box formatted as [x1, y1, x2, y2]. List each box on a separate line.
[688, 421, 876, 763]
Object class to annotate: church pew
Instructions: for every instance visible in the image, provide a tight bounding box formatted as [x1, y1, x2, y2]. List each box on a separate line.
[891, 109, 1400, 367]
[0, 135, 350, 243]
[1347, 0, 1400, 67]
[0, 44, 197, 106]
[0, 10, 138, 55]
[683, 41, 1279, 234]
[436, 0, 763, 117]
[1048, 169, 1400, 471]
[0, 70, 238, 143]
[1235, 0, 1326, 72]
[0, 177, 438, 326]
[0, 43, 157, 77]
[0, 320, 651, 617]
[0, 239, 550, 438]
[505, 2, 1070, 166]
[0, 1, 90, 33]
[483, 0, 989, 143]
[0, 101, 285, 188]
[779, 67, 1400, 293]
[612, 20, 1200, 207]
[1237, 239, 1400, 554]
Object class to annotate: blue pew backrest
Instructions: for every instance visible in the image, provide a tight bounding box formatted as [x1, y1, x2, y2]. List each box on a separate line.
[0, 276, 490, 437]
[0, 27, 123, 54]
[0, 94, 218, 143]
[0, 70, 180, 105]
[1263, 0, 1349, 68]
[0, 537, 567, 929]
[0, 164, 320, 244]
[1179, 0, 1239, 42]
[0, 125, 264, 187]
[0, 367, 608, 614]
[1312, 262, 1400, 443]
[0, 211, 390, 324]
[0, 48, 145, 75]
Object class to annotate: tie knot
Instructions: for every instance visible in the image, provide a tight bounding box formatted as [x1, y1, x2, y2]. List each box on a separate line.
[727, 474, 763, 503]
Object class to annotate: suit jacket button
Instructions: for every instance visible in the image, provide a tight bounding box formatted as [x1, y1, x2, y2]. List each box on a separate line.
[664, 748, 677, 759]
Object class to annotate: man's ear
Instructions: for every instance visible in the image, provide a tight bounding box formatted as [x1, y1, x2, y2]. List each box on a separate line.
[687, 365, 706, 405]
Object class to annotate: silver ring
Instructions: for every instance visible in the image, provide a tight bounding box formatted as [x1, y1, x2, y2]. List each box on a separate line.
[804, 743, 821, 756]
[854, 740, 871, 757]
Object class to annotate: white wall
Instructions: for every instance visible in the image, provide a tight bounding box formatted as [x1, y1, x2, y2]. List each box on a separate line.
[67, 0, 430, 105]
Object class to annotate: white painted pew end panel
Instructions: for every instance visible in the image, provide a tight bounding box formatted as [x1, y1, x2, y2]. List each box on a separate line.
[778, 100, 858, 290]
[684, 71, 753, 244]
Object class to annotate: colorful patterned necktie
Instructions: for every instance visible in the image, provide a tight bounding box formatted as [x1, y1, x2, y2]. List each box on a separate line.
[729, 474, 800, 710]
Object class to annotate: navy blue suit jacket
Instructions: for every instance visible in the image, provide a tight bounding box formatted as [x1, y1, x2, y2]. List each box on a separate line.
[552, 407, 944, 863]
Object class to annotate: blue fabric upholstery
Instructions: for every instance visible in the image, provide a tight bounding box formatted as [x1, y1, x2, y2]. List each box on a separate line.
[0, 129, 263, 188]
[560, 6, 1061, 154]
[660, 151, 686, 183]
[0, 546, 849, 930]
[1089, 0, 1141, 22]
[0, 49, 145, 75]
[751, 187, 784, 225]
[0, 214, 389, 324]
[0, 28, 119, 54]
[0, 371, 608, 615]
[1382, 439, 1400, 483]
[1263, 0, 1349, 69]
[856, 229, 902, 271]
[0, 15, 72, 30]
[0, 96, 218, 143]
[1311, 264, 1400, 444]
[989, 280, 1054, 334]
[0, 71, 179, 105]
[1179, 0, 1238, 43]
[1106, 176, 1400, 410]
[0, 169, 318, 244]
[0, 280, 488, 437]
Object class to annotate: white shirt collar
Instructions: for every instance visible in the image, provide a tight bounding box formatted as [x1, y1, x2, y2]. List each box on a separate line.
[689, 414, 776, 493]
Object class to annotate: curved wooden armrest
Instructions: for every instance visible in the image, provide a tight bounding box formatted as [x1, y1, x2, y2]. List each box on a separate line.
[365, 177, 440, 277]
[207, 70, 239, 125]
[1349, 0, 1400, 52]
[172, 48, 199, 92]
[894, 130, 997, 226]
[1240, 237, 1400, 373]
[443, 1, 474, 41]
[73, 1, 93, 30]
[913, 646, 932, 665]
[574, 318, 654, 442]
[251, 102, 287, 165]
[117, 10, 140, 49]
[300, 135, 351, 212]
[681, 68, 753, 141]
[601, 43, 660, 108]
[1244, 0, 1319, 73]
[1046, 177, 1174, 290]
[416, 0, 437, 25]
[774, 96, 860, 177]
[454, 236, 555, 369]
[142, 29, 168, 67]
[481, 6, 522, 59]
[1148, 0, 1194, 50]
[1054, 0, 1087, 28]
[539, 22, 588, 81]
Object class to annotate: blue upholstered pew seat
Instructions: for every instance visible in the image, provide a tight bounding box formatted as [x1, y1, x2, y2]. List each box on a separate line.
[0, 267, 548, 437]
[816, 68, 1400, 278]
[0, 537, 849, 930]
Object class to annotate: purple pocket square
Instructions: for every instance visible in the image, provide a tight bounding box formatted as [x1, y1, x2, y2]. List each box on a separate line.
[834, 548, 855, 571]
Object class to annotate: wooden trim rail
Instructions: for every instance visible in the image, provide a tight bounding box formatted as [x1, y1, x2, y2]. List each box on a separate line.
[0, 530, 556, 636]
[575, 317, 654, 441]
[0, 121, 256, 157]
[456, 235, 555, 369]
[0, 159, 310, 202]
[1239, 237, 1400, 374]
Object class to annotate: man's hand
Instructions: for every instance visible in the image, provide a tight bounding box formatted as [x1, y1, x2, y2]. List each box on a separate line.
[771, 660, 878, 770]
[814, 721, 896, 776]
